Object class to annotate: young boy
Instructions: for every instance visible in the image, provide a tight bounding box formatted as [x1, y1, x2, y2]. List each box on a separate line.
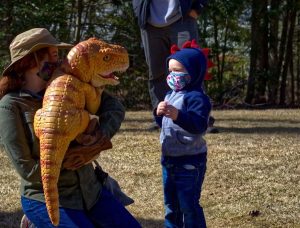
[154, 40, 211, 228]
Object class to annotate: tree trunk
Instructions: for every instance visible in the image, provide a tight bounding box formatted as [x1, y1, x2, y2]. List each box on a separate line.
[212, 15, 222, 89]
[255, 0, 269, 103]
[290, 53, 295, 105]
[279, 6, 296, 105]
[75, 0, 83, 43]
[267, 0, 280, 104]
[246, 0, 268, 104]
[275, 9, 289, 105]
[297, 15, 300, 104]
[220, 18, 229, 87]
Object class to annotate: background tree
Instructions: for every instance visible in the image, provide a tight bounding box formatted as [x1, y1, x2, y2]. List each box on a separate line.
[246, 0, 300, 106]
[245, 0, 269, 104]
[0, 0, 299, 108]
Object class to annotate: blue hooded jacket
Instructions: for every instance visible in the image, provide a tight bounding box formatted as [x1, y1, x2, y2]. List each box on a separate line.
[155, 47, 211, 157]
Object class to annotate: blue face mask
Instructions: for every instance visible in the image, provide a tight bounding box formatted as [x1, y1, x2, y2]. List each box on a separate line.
[167, 72, 191, 91]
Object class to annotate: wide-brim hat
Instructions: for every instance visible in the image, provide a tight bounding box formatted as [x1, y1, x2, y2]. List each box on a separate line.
[1, 28, 73, 77]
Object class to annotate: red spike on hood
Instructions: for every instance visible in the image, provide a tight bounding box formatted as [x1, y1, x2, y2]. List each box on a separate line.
[190, 39, 200, 48]
[182, 40, 192, 49]
[207, 60, 215, 68]
[170, 44, 180, 54]
[204, 72, 213, 80]
[201, 48, 210, 57]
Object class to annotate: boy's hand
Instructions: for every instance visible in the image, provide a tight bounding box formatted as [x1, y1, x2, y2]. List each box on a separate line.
[157, 102, 178, 120]
[165, 105, 178, 121]
[157, 101, 168, 116]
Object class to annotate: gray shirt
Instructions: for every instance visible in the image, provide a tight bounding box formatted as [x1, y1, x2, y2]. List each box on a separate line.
[148, 0, 182, 27]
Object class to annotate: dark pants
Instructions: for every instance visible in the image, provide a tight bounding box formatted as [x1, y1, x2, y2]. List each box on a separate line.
[21, 187, 141, 228]
[162, 154, 207, 228]
[140, 17, 199, 109]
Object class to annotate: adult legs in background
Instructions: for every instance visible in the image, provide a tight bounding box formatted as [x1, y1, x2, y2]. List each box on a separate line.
[141, 25, 170, 110]
[170, 16, 199, 48]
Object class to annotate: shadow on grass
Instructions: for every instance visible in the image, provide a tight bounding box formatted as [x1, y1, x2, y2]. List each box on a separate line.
[120, 125, 300, 134]
[215, 126, 300, 134]
[119, 128, 160, 133]
[124, 118, 154, 123]
[138, 217, 164, 228]
[0, 209, 23, 227]
[216, 118, 300, 124]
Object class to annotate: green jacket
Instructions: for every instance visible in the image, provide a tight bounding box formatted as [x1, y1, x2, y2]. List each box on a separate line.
[0, 90, 125, 210]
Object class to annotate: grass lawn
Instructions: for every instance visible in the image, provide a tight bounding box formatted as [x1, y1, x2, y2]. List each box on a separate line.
[0, 109, 299, 227]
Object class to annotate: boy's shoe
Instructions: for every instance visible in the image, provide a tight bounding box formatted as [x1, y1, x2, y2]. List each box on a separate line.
[208, 116, 215, 127]
[20, 215, 35, 228]
[207, 127, 219, 134]
[207, 116, 219, 133]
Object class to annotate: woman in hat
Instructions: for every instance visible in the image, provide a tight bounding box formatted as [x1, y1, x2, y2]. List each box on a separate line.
[0, 28, 141, 227]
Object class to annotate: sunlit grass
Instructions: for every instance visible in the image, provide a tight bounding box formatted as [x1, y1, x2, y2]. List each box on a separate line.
[0, 109, 299, 227]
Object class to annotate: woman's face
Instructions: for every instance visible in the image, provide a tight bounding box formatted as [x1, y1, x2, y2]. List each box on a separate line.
[35, 47, 59, 82]
[48, 46, 59, 63]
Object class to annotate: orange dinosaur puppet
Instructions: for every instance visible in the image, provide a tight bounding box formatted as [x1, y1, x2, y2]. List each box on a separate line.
[34, 38, 129, 226]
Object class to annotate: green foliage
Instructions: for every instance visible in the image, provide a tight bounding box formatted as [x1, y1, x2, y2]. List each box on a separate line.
[103, 1, 151, 109]
[198, 0, 251, 104]
[1, 0, 298, 108]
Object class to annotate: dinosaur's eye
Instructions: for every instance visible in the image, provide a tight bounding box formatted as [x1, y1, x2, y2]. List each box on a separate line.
[103, 55, 111, 62]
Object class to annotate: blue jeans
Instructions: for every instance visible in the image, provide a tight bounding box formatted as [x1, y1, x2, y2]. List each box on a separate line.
[21, 187, 141, 228]
[162, 154, 207, 228]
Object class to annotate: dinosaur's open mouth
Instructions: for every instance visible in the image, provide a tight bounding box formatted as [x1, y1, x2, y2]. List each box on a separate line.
[98, 72, 119, 81]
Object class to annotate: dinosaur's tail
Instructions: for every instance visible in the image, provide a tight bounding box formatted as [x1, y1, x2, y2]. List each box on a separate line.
[39, 135, 69, 226]
[34, 108, 90, 226]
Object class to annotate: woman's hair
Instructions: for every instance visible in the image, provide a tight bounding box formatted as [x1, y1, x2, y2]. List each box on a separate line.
[0, 47, 49, 99]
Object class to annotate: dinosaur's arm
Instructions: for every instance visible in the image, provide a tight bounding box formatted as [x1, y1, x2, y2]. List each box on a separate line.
[83, 83, 102, 114]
